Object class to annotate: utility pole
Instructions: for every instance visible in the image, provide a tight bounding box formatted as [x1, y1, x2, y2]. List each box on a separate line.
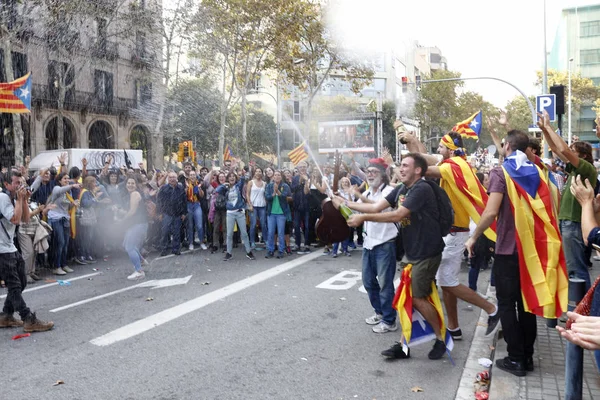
[376, 92, 383, 157]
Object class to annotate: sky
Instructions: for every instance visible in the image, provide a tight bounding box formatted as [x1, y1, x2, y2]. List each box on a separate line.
[327, 0, 599, 108]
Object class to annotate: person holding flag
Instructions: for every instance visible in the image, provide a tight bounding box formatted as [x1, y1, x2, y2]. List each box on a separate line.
[397, 127, 501, 341]
[466, 130, 568, 377]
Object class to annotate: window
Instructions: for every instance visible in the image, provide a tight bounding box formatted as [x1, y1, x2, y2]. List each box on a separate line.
[94, 70, 113, 107]
[48, 61, 75, 104]
[135, 31, 146, 57]
[97, 18, 108, 51]
[0, 51, 28, 82]
[293, 101, 300, 121]
[581, 21, 600, 37]
[139, 81, 152, 104]
[581, 49, 600, 64]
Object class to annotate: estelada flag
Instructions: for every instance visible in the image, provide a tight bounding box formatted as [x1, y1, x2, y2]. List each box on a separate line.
[452, 110, 482, 140]
[289, 141, 309, 165]
[392, 264, 452, 349]
[439, 156, 496, 241]
[0, 73, 31, 114]
[223, 144, 234, 161]
[501, 151, 568, 318]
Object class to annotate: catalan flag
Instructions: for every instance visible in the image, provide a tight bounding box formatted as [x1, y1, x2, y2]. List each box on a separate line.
[223, 144, 233, 162]
[392, 264, 451, 349]
[502, 151, 568, 318]
[288, 141, 309, 165]
[439, 156, 496, 241]
[0, 73, 31, 114]
[452, 110, 482, 140]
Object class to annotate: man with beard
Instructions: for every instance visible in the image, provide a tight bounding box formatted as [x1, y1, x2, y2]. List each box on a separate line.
[332, 158, 398, 334]
[340, 154, 448, 360]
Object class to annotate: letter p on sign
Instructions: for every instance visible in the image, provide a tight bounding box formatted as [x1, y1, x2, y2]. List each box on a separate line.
[537, 94, 556, 122]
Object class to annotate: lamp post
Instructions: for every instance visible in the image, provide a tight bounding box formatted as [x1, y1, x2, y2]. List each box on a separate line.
[568, 57, 574, 145]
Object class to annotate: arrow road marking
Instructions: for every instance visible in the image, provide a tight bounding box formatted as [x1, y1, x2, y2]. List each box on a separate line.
[0, 272, 101, 300]
[90, 251, 322, 347]
[50, 275, 192, 313]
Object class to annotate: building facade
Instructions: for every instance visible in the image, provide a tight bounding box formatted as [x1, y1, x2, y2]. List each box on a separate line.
[0, 0, 163, 165]
[548, 4, 600, 143]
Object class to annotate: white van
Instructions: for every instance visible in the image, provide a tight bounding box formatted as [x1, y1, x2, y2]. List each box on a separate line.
[28, 149, 144, 173]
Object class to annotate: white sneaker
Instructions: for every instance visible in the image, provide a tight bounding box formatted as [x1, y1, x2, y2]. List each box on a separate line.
[372, 321, 398, 333]
[127, 270, 145, 281]
[62, 266, 74, 273]
[200, 243, 208, 250]
[365, 314, 383, 325]
[52, 268, 66, 276]
[189, 244, 194, 251]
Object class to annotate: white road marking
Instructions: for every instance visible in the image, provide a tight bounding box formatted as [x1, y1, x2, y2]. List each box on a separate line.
[0, 272, 101, 299]
[90, 252, 323, 346]
[50, 275, 192, 312]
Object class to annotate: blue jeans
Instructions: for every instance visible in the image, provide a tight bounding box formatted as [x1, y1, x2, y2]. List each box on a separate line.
[123, 223, 148, 271]
[226, 211, 251, 254]
[50, 218, 70, 268]
[76, 223, 94, 259]
[187, 203, 204, 245]
[161, 214, 182, 252]
[249, 207, 267, 247]
[361, 241, 397, 325]
[267, 214, 286, 254]
[294, 210, 310, 248]
[333, 238, 349, 254]
[560, 220, 591, 291]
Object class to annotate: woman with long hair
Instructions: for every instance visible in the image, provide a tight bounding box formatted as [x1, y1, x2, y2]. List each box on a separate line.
[264, 167, 275, 184]
[246, 167, 267, 250]
[47, 173, 81, 275]
[215, 172, 255, 261]
[119, 176, 148, 280]
[265, 170, 291, 258]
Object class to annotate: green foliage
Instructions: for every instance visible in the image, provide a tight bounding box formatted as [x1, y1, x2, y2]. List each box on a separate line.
[312, 96, 362, 117]
[536, 69, 600, 112]
[505, 95, 537, 132]
[226, 105, 277, 156]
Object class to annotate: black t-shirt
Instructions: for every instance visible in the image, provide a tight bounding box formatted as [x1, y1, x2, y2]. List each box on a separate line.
[385, 180, 445, 261]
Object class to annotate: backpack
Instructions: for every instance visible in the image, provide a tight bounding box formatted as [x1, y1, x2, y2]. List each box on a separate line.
[420, 180, 454, 237]
[215, 189, 227, 211]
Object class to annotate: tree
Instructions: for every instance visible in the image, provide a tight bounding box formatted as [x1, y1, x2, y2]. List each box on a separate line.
[536, 69, 600, 113]
[226, 104, 276, 158]
[505, 95, 536, 133]
[312, 95, 362, 117]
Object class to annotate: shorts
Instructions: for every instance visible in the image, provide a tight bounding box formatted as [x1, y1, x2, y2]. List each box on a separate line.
[409, 253, 442, 298]
[436, 231, 469, 287]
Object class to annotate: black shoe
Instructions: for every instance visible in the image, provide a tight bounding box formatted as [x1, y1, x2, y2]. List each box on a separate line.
[172, 249, 181, 256]
[246, 252, 255, 260]
[381, 342, 411, 359]
[223, 253, 232, 261]
[448, 328, 463, 341]
[276, 252, 284, 259]
[485, 311, 501, 337]
[428, 339, 446, 360]
[525, 356, 534, 372]
[265, 252, 274, 259]
[495, 357, 526, 377]
[160, 250, 169, 257]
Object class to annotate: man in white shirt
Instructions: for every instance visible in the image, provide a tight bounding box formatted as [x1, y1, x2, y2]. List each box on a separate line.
[334, 158, 398, 333]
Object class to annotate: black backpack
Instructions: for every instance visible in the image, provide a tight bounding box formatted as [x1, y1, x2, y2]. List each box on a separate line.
[420, 180, 454, 237]
[215, 189, 227, 211]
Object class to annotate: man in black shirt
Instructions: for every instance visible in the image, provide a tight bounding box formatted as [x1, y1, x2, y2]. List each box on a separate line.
[157, 172, 187, 256]
[346, 153, 447, 360]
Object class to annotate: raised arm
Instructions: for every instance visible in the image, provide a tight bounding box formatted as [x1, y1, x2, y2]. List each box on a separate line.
[537, 110, 573, 164]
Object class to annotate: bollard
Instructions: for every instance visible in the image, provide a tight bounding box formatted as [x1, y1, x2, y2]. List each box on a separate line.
[565, 278, 587, 400]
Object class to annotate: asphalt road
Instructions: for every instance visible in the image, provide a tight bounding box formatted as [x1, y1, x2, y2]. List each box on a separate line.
[0, 245, 489, 400]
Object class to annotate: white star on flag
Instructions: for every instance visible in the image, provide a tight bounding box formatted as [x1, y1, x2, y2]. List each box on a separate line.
[19, 87, 30, 99]
[470, 119, 479, 128]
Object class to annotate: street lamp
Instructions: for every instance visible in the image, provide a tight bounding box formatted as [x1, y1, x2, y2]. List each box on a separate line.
[568, 57, 574, 145]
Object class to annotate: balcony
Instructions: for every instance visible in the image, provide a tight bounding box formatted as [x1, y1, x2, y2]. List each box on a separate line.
[92, 40, 119, 61]
[8, 16, 34, 42]
[46, 28, 80, 52]
[131, 51, 155, 69]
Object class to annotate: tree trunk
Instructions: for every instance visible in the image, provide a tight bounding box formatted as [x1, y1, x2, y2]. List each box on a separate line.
[152, 102, 165, 170]
[240, 87, 249, 162]
[57, 85, 65, 150]
[0, 36, 25, 165]
[218, 58, 228, 166]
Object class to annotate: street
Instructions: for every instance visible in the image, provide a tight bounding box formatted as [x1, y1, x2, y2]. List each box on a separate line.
[1, 247, 487, 400]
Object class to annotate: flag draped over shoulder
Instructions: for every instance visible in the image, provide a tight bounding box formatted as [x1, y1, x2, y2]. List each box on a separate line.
[392, 264, 446, 345]
[289, 141, 309, 165]
[452, 110, 482, 140]
[501, 151, 568, 318]
[0, 73, 31, 114]
[440, 156, 496, 241]
[223, 144, 233, 162]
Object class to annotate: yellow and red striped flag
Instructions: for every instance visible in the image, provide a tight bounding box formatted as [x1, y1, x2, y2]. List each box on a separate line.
[0, 73, 31, 114]
[439, 156, 496, 241]
[502, 153, 568, 318]
[452, 110, 481, 140]
[223, 144, 233, 162]
[289, 141, 309, 165]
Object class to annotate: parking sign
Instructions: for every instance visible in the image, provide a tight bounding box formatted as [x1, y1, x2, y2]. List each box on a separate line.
[536, 94, 556, 122]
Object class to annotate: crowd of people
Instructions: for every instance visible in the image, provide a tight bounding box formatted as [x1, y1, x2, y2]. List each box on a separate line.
[2, 110, 600, 382]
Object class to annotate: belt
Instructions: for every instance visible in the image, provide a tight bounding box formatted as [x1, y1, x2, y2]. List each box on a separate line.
[449, 226, 470, 233]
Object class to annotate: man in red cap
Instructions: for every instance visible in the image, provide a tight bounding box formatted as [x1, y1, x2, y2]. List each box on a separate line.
[333, 157, 398, 334]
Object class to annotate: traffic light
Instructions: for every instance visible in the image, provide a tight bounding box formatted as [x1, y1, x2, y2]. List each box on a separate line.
[178, 141, 193, 162]
[415, 75, 421, 91]
[401, 76, 408, 93]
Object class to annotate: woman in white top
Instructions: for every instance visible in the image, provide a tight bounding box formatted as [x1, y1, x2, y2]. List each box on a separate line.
[246, 167, 268, 250]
